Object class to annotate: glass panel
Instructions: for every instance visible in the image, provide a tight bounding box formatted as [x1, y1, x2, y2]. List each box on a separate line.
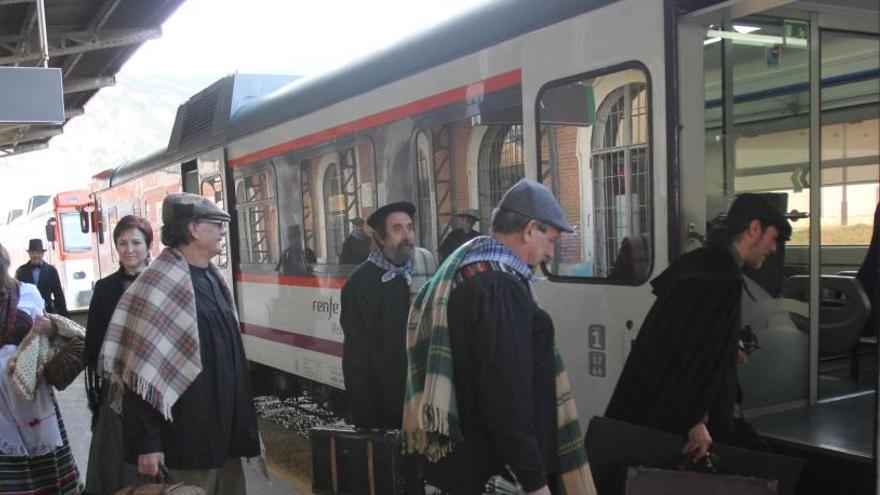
[537, 67, 651, 282]
[704, 17, 810, 409]
[60, 212, 91, 253]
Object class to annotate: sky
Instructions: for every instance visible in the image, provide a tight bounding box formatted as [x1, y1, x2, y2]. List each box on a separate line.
[0, 0, 491, 215]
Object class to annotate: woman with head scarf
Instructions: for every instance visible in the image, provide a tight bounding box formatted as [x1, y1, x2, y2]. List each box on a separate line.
[0, 242, 82, 494]
[84, 215, 153, 494]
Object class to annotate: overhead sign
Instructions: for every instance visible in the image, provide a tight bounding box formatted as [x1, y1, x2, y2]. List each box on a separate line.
[783, 19, 809, 48]
[0, 67, 64, 124]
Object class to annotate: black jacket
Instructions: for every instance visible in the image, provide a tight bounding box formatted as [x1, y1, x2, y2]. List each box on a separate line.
[15, 261, 69, 317]
[340, 262, 410, 429]
[438, 228, 481, 261]
[605, 244, 743, 440]
[857, 202, 880, 336]
[340, 233, 371, 265]
[436, 267, 558, 493]
[85, 269, 136, 418]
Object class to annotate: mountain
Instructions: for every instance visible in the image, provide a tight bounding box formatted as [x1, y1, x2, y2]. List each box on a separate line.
[0, 73, 216, 214]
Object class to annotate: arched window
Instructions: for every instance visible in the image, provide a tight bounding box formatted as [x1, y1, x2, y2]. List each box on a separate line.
[415, 131, 437, 251]
[591, 82, 650, 277]
[323, 163, 345, 262]
[478, 124, 524, 223]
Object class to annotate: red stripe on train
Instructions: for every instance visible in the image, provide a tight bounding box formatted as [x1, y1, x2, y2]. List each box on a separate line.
[228, 69, 522, 168]
[241, 322, 343, 358]
[236, 272, 346, 289]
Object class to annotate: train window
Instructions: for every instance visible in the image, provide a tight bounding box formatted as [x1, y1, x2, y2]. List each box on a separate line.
[234, 169, 279, 267]
[478, 125, 525, 225]
[414, 131, 438, 251]
[300, 141, 376, 267]
[60, 212, 92, 253]
[536, 65, 652, 283]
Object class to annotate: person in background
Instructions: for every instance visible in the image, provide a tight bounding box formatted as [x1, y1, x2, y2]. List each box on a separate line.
[15, 238, 69, 317]
[605, 193, 791, 457]
[99, 193, 261, 495]
[276, 225, 316, 276]
[0, 242, 82, 494]
[340, 217, 371, 265]
[84, 215, 153, 494]
[437, 208, 481, 261]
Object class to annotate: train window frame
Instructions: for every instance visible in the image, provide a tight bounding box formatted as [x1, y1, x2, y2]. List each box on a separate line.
[233, 164, 281, 270]
[534, 61, 654, 286]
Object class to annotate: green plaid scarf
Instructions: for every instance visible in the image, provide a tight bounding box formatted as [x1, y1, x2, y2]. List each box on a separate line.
[403, 238, 596, 494]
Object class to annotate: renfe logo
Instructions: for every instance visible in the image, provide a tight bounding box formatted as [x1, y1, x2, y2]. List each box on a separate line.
[312, 296, 340, 320]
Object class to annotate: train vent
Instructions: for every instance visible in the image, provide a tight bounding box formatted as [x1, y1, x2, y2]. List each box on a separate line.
[179, 87, 220, 143]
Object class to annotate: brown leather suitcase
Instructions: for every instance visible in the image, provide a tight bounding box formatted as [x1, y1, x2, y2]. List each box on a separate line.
[625, 466, 778, 494]
[310, 427, 408, 495]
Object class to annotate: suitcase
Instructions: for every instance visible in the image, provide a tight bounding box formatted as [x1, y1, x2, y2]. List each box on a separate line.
[310, 427, 407, 495]
[625, 466, 778, 494]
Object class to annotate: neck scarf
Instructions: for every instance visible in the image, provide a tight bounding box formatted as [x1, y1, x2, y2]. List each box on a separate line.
[367, 245, 413, 285]
[403, 236, 596, 494]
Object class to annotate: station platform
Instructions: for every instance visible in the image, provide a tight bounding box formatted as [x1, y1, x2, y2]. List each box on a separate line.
[55, 375, 304, 494]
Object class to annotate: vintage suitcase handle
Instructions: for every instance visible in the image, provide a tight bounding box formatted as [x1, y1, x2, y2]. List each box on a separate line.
[127, 464, 184, 495]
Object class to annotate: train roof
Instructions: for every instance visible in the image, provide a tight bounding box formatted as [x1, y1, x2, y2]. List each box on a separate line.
[100, 0, 621, 189]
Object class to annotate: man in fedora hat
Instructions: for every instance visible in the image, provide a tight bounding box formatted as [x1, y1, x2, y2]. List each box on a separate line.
[605, 193, 792, 458]
[100, 193, 261, 494]
[404, 179, 594, 495]
[437, 208, 482, 262]
[15, 238, 69, 317]
[340, 201, 436, 429]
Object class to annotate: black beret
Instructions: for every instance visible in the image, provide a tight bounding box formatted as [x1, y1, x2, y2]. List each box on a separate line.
[367, 201, 416, 230]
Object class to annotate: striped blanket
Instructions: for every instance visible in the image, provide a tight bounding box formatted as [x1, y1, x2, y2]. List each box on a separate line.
[98, 247, 236, 420]
[403, 238, 596, 494]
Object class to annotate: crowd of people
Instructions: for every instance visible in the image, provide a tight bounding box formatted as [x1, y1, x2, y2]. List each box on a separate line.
[0, 178, 875, 495]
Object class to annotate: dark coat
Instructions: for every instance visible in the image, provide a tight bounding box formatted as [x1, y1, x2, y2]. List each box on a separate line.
[340, 262, 410, 429]
[605, 244, 743, 440]
[340, 232, 371, 265]
[85, 269, 136, 418]
[15, 261, 69, 317]
[438, 228, 481, 261]
[437, 267, 558, 493]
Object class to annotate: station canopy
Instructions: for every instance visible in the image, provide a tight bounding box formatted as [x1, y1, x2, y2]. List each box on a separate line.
[0, 0, 186, 158]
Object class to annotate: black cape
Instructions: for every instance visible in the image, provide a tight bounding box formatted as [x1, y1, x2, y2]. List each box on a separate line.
[605, 243, 743, 438]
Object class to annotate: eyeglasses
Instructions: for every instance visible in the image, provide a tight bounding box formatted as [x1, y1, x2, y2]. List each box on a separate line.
[198, 220, 226, 230]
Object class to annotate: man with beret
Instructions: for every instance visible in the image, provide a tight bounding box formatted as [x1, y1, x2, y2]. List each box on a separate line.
[100, 193, 261, 495]
[339, 217, 371, 265]
[605, 193, 792, 458]
[404, 179, 594, 495]
[340, 201, 436, 430]
[437, 208, 482, 262]
[15, 238, 69, 317]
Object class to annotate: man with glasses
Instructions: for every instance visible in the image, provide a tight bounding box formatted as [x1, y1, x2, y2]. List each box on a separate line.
[99, 193, 261, 495]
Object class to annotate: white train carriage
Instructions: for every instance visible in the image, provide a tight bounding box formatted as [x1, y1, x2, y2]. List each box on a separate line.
[88, 0, 878, 490]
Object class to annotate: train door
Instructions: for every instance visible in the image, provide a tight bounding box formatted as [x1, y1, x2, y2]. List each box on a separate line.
[197, 150, 233, 283]
[678, 0, 878, 487]
[523, 0, 669, 423]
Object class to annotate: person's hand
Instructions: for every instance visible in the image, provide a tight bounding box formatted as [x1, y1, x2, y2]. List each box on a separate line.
[682, 422, 712, 459]
[737, 349, 749, 364]
[524, 486, 551, 495]
[138, 452, 165, 477]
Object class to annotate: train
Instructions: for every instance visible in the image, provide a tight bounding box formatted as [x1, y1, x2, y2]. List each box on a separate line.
[77, 0, 877, 491]
[0, 189, 96, 311]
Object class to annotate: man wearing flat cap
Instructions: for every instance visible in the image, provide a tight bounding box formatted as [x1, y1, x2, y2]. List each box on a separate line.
[15, 238, 69, 317]
[340, 201, 436, 429]
[437, 208, 482, 262]
[606, 193, 792, 458]
[100, 193, 261, 494]
[403, 179, 595, 495]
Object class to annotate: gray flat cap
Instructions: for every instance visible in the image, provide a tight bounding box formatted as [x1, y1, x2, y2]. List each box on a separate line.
[458, 208, 480, 220]
[498, 179, 573, 233]
[162, 192, 231, 223]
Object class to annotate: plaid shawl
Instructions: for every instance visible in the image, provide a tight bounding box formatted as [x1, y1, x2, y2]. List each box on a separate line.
[98, 248, 237, 421]
[403, 237, 596, 494]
